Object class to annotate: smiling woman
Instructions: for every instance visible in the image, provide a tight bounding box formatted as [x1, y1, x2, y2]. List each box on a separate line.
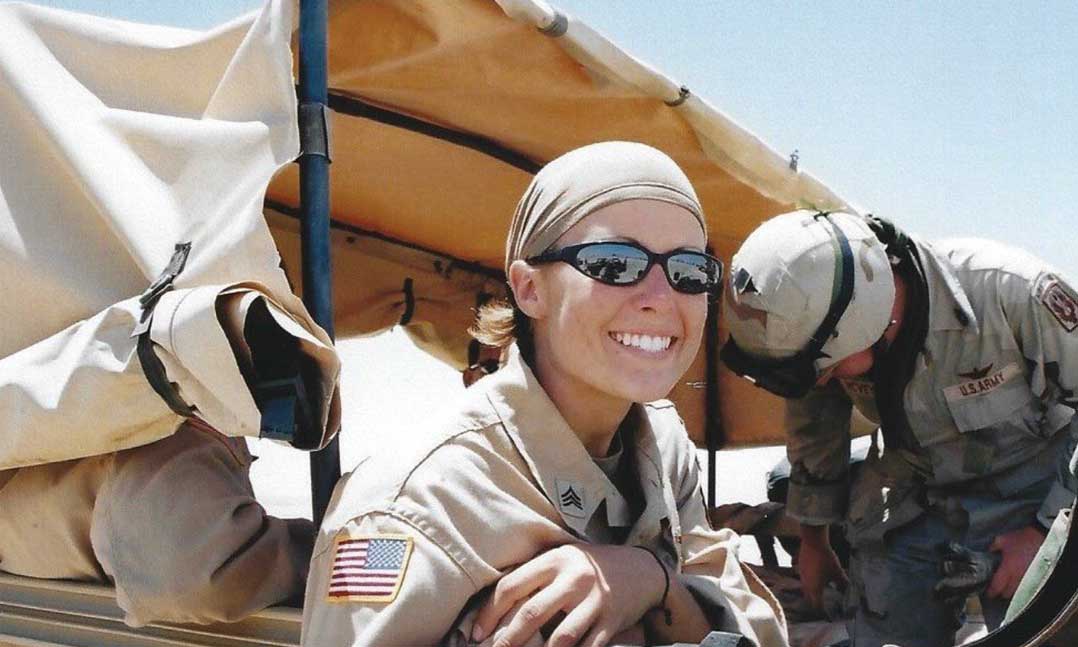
[509, 199, 711, 457]
[301, 142, 788, 647]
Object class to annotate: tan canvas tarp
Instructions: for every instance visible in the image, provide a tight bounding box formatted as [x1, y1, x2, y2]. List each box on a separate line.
[0, 0, 340, 469]
[266, 0, 854, 447]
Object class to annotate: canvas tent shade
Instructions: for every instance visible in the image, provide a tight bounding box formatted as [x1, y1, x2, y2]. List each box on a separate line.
[266, 0, 853, 449]
[0, 0, 344, 472]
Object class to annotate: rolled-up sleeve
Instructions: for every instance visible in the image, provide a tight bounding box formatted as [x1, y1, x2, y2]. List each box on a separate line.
[92, 422, 312, 627]
[785, 382, 854, 525]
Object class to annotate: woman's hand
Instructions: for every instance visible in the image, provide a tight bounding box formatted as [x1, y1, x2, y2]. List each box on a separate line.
[471, 543, 663, 647]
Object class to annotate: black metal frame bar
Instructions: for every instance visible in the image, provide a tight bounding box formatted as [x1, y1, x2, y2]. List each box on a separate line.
[704, 252, 724, 509]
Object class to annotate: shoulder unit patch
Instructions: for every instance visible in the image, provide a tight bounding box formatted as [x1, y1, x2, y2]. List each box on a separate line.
[1038, 276, 1078, 333]
[326, 533, 413, 603]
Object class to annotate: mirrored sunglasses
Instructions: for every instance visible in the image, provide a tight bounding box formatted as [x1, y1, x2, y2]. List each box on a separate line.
[526, 241, 723, 297]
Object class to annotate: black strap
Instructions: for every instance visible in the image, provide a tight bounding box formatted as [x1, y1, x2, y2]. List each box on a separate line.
[865, 216, 930, 458]
[806, 213, 855, 359]
[298, 101, 332, 162]
[635, 545, 672, 627]
[134, 242, 196, 417]
[138, 242, 191, 313]
[136, 333, 196, 417]
[399, 277, 416, 325]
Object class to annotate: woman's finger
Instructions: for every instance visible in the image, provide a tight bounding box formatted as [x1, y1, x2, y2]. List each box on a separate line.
[543, 598, 602, 647]
[474, 558, 558, 642]
[491, 580, 579, 647]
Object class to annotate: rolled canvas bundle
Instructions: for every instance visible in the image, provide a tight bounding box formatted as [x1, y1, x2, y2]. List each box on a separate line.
[0, 0, 340, 469]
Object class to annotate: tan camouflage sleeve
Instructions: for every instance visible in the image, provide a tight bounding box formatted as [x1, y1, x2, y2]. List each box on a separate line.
[784, 381, 854, 525]
[1007, 270, 1078, 526]
[91, 422, 313, 627]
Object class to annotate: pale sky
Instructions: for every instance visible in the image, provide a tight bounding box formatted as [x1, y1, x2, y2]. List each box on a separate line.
[555, 1, 1078, 282]
[24, 0, 1077, 279]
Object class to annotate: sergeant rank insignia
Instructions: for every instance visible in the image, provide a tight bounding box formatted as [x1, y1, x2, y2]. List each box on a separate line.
[555, 479, 586, 518]
[326, 534, 413, 603]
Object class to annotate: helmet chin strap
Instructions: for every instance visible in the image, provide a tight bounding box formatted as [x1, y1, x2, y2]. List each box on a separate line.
[805, 212, 855, 360]
[867, 319, 897, 380]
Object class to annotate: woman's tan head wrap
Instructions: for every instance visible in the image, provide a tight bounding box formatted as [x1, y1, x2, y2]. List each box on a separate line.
[505, 141, 706, 275]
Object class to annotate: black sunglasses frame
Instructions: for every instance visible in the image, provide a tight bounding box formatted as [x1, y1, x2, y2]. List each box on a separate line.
[526, 241, 724, 298]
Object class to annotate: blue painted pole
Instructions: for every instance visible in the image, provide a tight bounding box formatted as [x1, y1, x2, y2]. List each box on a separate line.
[297, 0, 340, 529]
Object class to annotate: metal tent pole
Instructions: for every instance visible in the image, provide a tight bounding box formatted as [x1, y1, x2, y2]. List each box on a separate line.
[297, 0, 339, 529]
[705, 283, 725, 510]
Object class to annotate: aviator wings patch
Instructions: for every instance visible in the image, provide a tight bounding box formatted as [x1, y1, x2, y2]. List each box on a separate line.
[958, 364, 994, 381]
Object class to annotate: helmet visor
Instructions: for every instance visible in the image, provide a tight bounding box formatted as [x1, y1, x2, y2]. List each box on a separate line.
[720, 336, 818, 399]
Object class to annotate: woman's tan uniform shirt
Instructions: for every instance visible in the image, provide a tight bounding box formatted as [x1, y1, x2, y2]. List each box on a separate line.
[302, 351, 786, 646]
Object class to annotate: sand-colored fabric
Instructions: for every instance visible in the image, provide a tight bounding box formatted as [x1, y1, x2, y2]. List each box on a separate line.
[302, 350, 787, 646]
[0, 282, 340, 470]
[269, 0, 849, 270]
[504, 141, 705, 273]
[0, 420, 314, 627]
[0, 0, 340, 466]
[267, 209, 507, 370]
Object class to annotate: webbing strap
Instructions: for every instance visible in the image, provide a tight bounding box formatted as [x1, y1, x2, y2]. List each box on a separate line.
[806, 213, 854, 358]
[133, 242, 195, 417]
[399, 277, 416, 325]
[298, 101, 332, 161]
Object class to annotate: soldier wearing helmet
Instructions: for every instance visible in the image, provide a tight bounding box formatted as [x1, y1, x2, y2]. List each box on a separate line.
[722, 210, 1078, 647]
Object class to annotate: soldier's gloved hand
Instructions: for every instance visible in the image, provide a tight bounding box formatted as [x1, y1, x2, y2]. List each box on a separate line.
[933, 541, 1002, 607]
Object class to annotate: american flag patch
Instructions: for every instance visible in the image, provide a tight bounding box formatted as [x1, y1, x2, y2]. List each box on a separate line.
[326, 534, 413, 603]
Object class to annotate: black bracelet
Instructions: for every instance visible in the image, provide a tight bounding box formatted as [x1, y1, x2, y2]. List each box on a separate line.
[636, 545, 672, 626]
